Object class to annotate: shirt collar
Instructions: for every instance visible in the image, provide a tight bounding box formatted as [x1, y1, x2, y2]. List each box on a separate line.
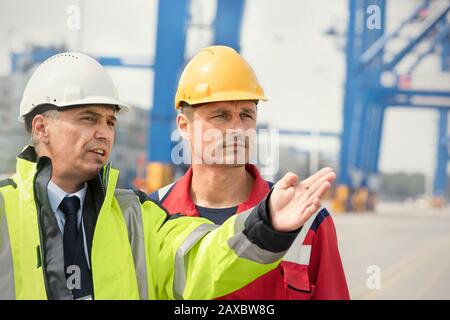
[162, 164, 271, 216]
[47, 180, 87, 214]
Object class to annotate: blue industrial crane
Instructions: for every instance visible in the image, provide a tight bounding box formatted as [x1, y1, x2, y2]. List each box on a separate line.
[145, 0, 246, 191]
[10, 0, 449, 206]
[333, 0, 450, 212]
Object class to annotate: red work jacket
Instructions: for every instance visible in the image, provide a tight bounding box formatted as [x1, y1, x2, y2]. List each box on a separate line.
[150, 165, 350, 300]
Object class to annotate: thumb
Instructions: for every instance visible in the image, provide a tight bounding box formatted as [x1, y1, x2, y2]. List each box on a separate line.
[274, 172, 299, 190]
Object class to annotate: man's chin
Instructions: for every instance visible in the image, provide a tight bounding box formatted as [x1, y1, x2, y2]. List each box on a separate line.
[84, 164, 106, 180]
[223, 154, 249, 167]
[213, 162, 247, 169]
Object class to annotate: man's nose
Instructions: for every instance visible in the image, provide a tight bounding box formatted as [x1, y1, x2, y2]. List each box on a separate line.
[94, 121, 113, 143]
[230, 114, 245, 130]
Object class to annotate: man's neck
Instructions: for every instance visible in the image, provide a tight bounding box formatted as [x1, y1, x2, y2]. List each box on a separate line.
[191, 164, 254, 208]
[37, 147, 87, 194]
[51, 177, 85, 194]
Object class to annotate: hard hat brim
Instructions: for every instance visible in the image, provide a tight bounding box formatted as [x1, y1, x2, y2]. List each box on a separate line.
[176, 91, 267, 109]
[18, 96, 131, 123]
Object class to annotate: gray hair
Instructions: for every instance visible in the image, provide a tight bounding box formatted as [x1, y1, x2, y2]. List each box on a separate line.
[26, 109, 59, 147]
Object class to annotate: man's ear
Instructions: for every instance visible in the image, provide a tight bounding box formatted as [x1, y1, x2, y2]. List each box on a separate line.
[176, 113, 191, 140]
[32, 115, 50, 144]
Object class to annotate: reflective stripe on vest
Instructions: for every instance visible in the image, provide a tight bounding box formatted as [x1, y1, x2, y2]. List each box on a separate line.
[173, 223, 219, 300]
[0, 191, 16, 299]
[115, 189, 148, 300]
[114, 189, 149, 300]
[227, 208, 287, 264]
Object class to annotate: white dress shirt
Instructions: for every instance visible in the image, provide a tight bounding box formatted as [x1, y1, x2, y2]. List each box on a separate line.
[47, 180, 90, 269]
[47, 180, 87, 234]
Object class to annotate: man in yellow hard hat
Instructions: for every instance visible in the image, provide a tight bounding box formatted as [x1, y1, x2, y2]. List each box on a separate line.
[0, 51, 335, 300]
[150, 46, 350, 300]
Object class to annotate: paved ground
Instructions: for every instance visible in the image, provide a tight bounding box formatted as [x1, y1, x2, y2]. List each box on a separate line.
[330, 202, 450, 300]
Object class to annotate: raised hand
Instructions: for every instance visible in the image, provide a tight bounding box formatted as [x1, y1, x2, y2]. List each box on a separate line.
[268, 167, 336, 232]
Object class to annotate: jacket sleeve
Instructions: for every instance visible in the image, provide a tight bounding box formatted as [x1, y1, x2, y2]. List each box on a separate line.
[139, 192, 300, 299]
[308, 212, 350, 300]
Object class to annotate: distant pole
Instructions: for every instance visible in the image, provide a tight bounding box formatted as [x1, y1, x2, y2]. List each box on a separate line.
[432, 109, 449, 206]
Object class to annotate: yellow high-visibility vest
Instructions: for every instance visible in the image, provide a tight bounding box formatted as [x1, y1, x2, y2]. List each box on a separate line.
[0, 146, 285, 300]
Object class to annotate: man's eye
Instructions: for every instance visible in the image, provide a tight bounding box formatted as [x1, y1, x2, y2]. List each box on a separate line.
[83, 117, 96, 122]
[108, 121, 116, 127]
[214, 114, 227, 119]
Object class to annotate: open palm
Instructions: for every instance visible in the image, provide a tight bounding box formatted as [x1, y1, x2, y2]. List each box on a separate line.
[269, 167, 336, 232]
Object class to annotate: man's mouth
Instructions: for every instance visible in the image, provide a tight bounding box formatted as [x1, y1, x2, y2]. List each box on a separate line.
[224, 143, 246, 148]
[90, 148, 106, 157]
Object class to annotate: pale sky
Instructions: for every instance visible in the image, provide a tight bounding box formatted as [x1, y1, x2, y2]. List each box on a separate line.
[0, 0, 449, 177]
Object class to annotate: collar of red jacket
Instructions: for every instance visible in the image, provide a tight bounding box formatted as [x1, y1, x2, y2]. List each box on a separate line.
[162, 164, 271, 217]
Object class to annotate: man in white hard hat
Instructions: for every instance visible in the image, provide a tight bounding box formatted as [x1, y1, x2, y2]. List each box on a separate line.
[0, 52, 336, 300]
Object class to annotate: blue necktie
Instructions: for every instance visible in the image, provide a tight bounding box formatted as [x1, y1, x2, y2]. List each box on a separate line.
[59, 195, 93, 299]
[59, 196, 80, 273]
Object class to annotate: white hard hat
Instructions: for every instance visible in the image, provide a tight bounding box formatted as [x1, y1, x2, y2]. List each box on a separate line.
[19, 52, 131, 123]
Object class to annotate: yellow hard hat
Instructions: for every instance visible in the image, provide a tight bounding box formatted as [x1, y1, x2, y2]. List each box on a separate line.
[175, 45, 267, 109]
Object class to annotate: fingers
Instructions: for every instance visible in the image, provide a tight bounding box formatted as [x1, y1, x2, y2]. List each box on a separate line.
[313, 197, 321, 208]
[290, 170, 334, 214]
[297, 190, 323, 214]
[300, 167, 333, 188]
[302, 171, 336, 198]
[290, 169, 334, 217]
[302, 198, 321, 221]
[310, 180, 332, 203]
[275, 171, 299, 190]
